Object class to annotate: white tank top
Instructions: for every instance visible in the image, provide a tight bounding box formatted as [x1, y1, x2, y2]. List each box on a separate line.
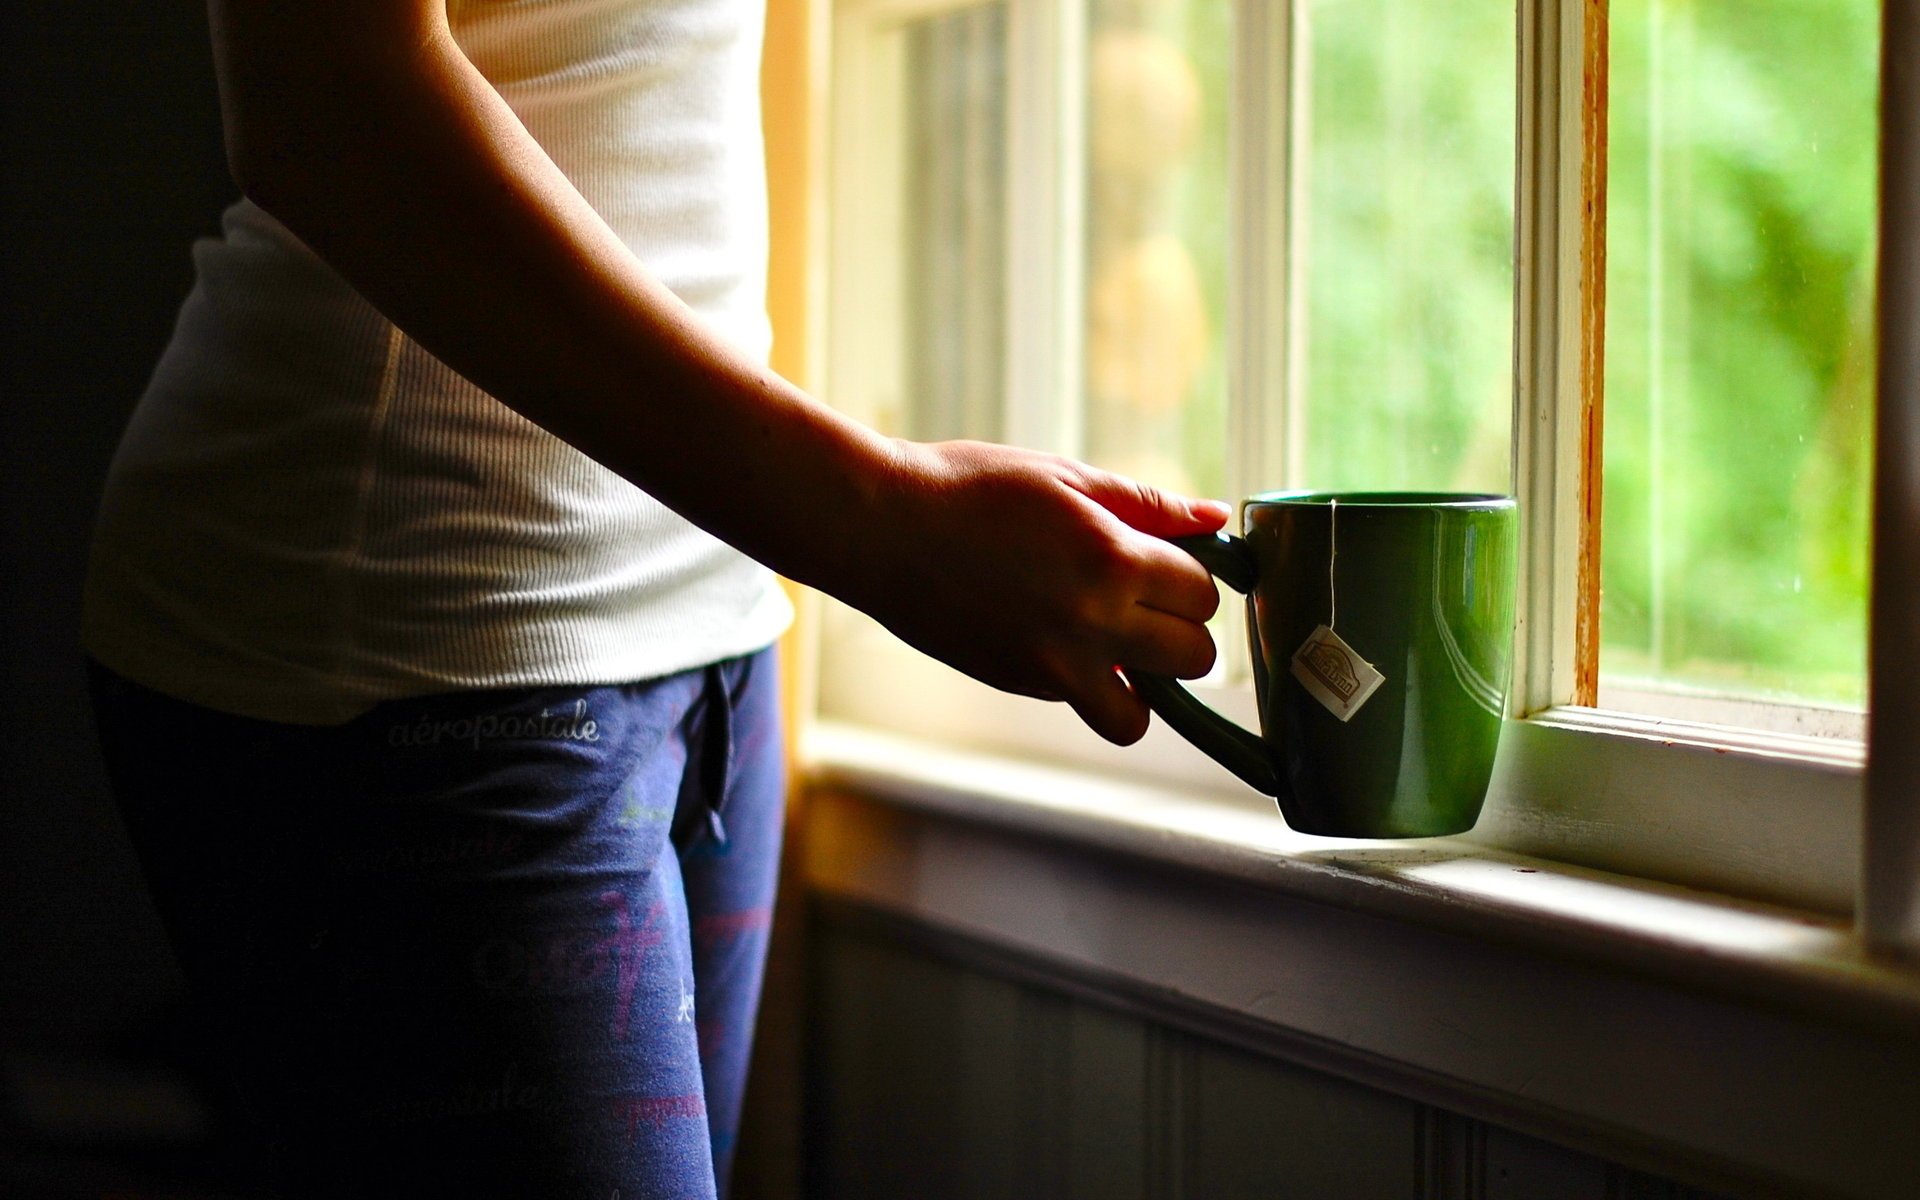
[82, 0, 793, 725]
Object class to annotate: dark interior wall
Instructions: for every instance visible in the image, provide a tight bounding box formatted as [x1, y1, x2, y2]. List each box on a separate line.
[2, 3, 234, 1047]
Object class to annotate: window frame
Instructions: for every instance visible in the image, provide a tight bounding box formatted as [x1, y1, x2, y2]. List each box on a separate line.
[818, 0, 1892, 921]
[1864, 0, 1920, 955]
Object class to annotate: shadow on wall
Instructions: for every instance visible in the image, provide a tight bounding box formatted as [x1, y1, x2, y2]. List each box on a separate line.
[1, 1, 246, 1192]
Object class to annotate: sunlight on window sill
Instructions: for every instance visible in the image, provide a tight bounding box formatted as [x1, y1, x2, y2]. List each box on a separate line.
[802, 719, 1920, 1035]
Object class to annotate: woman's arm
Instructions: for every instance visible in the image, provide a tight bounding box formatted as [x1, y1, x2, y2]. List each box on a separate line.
[209, 0, 1226, 743]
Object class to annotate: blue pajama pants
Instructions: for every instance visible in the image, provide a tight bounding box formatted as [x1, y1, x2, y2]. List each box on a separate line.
[86, 647, 785, 1199]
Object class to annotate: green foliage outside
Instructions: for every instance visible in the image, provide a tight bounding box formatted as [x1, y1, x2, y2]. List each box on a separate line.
[1299, 0, 1518, 500]
[916, 0, 1876, 708]
[1166, 0, 1875, 707]
[1602, 0, 1876, 705]
[1170, 0, 1232, 503]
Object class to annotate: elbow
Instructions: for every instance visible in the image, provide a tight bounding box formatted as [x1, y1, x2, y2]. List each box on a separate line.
[211, 50, 304, 217]
[220, 115, 306, 223]
[223, 142, 264, 209]
[221, 112, 357, 250]
[215, 34, 455, 208]
[233, 166, 297, 229]
[209, 6, 450, 221]
[221, 119, 262, 205]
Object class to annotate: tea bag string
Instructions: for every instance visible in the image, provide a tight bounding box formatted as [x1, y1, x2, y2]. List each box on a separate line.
[1328, 497, 1339, 631]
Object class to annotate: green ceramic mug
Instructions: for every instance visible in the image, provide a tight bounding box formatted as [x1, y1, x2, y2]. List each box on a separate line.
[1135, 491, 1518, 838]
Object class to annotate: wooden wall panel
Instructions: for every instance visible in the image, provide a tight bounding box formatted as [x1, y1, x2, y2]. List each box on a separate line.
[1060, 1003, 1150, 1200]
[1480, 1125, 1609, 1199]
[807, 912, 1732, 1200]
[1186, 1038, 1423, 1198]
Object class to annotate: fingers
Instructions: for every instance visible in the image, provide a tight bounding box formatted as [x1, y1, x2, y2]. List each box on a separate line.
[1074, 467, 1230, 538]
[1070, 466, 1229, 620]
[1064, 667, 1151, 745]
[1114, 605, 1217, 679]
[1126, 535, 1223, 623]
[1052, 470, 1223, 743]
[1054, 609, 1215, 744]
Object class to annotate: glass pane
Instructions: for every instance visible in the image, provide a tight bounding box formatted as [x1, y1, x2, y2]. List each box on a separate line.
[1601, 0, 1877, 711]
[903, 5, 1008, 443]
[1081, 0, 1229, 498]
[1296, 0, 1515, 493]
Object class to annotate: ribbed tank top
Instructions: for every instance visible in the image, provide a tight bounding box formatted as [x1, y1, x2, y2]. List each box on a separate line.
[82, 0, 793, 725]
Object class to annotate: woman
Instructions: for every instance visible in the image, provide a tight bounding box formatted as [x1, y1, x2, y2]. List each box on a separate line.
[81, 0, 1225, 1194]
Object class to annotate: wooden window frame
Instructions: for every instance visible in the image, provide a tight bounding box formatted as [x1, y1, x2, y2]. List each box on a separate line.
[1865, 0, 1920, 954]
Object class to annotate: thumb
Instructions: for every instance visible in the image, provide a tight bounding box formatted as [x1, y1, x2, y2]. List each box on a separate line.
[1076, 468, 1231, 537]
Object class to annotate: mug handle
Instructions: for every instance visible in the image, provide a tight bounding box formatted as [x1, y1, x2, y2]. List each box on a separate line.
[1131, 533, 1284, 797]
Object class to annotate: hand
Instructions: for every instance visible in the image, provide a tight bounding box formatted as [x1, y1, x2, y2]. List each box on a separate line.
[846, 439, 1229, 745]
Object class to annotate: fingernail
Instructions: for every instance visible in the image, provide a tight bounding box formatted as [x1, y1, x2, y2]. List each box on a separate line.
[1191, 499, 1231, 521]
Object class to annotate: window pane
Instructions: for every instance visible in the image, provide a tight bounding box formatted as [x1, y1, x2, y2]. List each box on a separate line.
[901, 5, 1009, 443]
[1602, 0, 1876, 711]
[1296, 0, 1515, 493]
[1082, 0, 1229, 497]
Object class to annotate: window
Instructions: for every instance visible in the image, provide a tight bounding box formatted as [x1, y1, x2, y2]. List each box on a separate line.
[821, 0, 1878, 917]
[1290, 0, 1514, 498]
[1081, 0, 1228, 499]
[900, 5, 1009, 445]
[1598, 0, 1877, 733]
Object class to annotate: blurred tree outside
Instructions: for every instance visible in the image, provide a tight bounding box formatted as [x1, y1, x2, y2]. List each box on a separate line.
[1082, 0, 1232, 500]
[905, 0, 1877, 709]
[1269, 0, 1875, 708]
[1297, 0, 1517, 499]
[1602, 0, 1877, 707]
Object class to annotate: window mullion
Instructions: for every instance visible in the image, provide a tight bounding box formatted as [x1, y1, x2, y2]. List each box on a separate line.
[1863, 0, 1920, 954]
[1212, 0, 1293, 687]
[824, 2, 903, 434]
[1003, 0, 1084, 455]
[1226, 0, 1293, 504]
[1510, 0, 1603, 718]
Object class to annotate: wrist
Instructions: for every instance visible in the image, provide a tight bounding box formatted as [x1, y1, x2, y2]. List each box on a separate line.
[755, 416, 922, 603]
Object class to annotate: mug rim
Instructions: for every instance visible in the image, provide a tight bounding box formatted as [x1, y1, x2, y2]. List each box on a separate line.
[1244, 490, 1516, 510]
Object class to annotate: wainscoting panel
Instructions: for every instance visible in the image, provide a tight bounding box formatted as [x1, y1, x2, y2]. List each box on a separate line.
[1184, 1032, 1423, 1197]
[806, 906, 1725, 1200]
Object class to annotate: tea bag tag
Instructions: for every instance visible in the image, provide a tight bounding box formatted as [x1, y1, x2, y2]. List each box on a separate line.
[1290, 624, 1386, 722]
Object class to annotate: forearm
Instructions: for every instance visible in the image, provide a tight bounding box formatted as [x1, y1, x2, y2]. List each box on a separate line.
[211, 1, 894, 592]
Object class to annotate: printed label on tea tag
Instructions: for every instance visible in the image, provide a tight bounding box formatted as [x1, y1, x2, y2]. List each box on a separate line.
[1290, 625, 1386, 722]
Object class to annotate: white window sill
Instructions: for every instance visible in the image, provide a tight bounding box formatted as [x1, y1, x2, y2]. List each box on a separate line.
[799, 719, 1920, 1197]
[816, 609, 1861, 914]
